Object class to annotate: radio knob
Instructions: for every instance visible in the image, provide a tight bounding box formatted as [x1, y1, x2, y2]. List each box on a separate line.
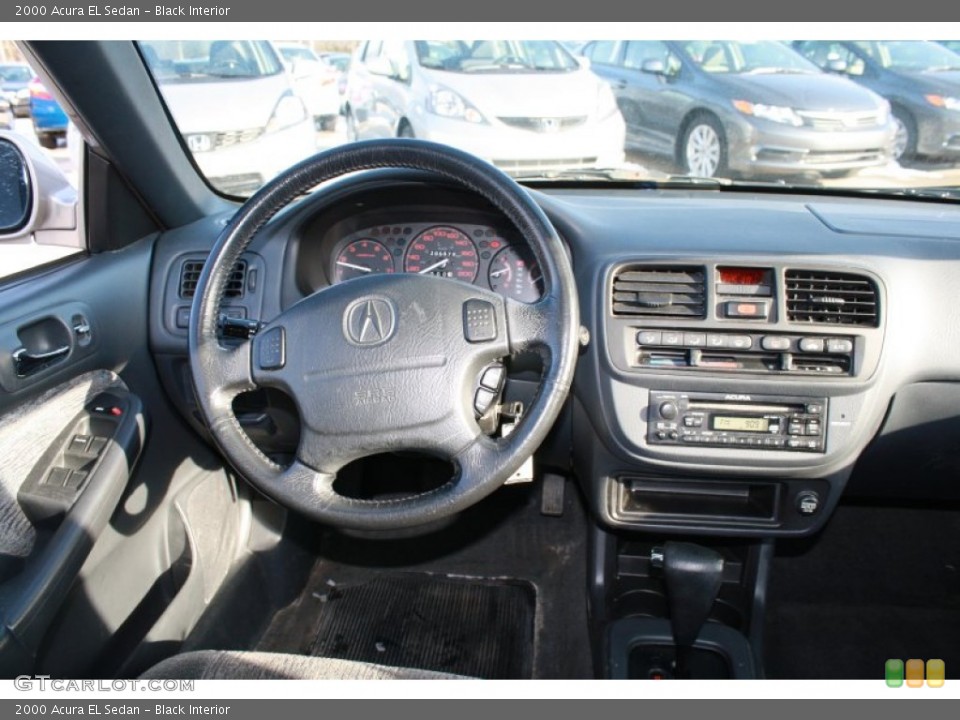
[659, 402, 679, 420]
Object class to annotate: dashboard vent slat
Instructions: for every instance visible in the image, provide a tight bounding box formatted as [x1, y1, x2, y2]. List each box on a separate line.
[785, 270, 879, 327]
[179, 259, 247, 299]
[612, 266, 706, 318]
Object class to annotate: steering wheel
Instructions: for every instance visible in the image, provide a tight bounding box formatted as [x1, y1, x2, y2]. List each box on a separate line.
[189, 139, 579, 530]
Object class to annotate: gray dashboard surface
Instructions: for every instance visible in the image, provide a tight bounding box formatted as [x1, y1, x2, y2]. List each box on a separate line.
[147, 181, 960, 516]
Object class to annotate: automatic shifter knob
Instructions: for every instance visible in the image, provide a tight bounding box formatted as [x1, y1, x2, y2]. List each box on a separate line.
[661, 542, 725, 677]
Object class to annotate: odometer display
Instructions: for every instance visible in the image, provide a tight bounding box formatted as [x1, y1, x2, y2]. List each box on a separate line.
[404, 226, 479, 282]
[487, 245, 543, 302]
[334, 239, 394, 282]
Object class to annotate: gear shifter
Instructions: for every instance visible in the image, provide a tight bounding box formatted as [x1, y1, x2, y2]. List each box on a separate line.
[652, 542, 725, 678]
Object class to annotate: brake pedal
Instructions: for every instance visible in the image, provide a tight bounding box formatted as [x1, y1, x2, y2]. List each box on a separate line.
[540, 473, 566, 517]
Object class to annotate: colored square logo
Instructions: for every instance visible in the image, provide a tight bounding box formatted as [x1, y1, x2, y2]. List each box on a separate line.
[906, 658, 925, 687]
[927, 659, 945, 688]
[885, 659, 904, 687]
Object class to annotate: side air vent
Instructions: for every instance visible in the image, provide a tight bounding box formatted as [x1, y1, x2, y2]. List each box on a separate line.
[612, 266, 706, 318]
[179, 259, 247, 299]
[785, 270, 879, 327]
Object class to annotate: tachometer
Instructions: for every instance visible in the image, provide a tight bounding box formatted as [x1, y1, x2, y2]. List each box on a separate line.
[487, 245, 543, 302]
[333, 239, 395, 282]
[404, 226, 479, 282]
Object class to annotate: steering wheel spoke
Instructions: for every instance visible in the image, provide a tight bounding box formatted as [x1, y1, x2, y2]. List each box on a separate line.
[505, 294, 559, 355]
[198, 339, 256, 417]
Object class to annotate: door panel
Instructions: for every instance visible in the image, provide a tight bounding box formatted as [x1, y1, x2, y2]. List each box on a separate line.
[0, 240, 163, 675]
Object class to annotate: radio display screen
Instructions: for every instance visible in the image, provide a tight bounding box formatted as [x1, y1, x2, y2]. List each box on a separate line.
[713, 416, 769, 433]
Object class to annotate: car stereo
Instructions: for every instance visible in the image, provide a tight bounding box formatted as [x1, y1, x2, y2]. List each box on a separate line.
[648, 391, 827, 452]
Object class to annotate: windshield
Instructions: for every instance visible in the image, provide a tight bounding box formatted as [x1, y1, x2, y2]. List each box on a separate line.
[415, 40, 578, 73]
[853, 40, 960, 72]
[680, 41, 819, 74]
[124, 37, 960, 199]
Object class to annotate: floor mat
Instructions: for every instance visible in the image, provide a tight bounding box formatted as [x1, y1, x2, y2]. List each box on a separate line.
[765, 503, 960, 679]
[251, 485, 594, 679]
[261, 572, 535, 679]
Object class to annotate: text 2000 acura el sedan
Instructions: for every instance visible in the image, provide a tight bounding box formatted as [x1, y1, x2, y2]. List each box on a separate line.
[0, 38, 959, 683]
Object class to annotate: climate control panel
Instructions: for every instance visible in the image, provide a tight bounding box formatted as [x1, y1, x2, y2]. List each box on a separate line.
[631, 329, 856, 376]
[648, 391, 828, 453]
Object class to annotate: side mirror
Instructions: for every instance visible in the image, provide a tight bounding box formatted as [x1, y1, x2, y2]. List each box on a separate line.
[0, 139, 31, 234]
[366, 55, 398, 79]
[641, 59, 667, 75]
[0, 131, 78, 246]
[826, 58, 849, 74]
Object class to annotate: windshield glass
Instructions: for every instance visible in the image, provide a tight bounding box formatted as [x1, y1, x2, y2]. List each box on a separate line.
[415, 40, 578, 73]
[129, 37, 960, 199]
[681, 41, 819, 74]
[853, 40, 960, 71]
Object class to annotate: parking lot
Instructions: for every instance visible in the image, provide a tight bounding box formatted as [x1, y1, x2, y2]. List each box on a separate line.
[11, 111, 960, 200]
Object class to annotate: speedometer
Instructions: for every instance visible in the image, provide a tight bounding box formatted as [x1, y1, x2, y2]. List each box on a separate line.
[404, 226, 479, 282]
[333, 239, 394, 282]
[487, 245, 543, 302]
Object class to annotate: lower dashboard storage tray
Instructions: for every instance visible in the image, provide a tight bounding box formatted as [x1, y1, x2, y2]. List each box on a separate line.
[618, 476, 779, 524]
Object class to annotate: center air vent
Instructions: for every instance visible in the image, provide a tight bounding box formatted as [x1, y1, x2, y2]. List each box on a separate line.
[785, 270, 879, 327]
[179, 259, 247, 299]
[612, 266, 706, 318]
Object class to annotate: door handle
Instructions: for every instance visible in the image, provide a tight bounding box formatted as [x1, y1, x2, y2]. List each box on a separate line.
[12, 344, 70, 377]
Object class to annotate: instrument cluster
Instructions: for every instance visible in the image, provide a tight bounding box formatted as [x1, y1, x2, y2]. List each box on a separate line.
[330, 221, 543, 302]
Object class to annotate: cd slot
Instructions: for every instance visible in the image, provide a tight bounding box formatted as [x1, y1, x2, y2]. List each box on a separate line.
[688, 401, 797, 413]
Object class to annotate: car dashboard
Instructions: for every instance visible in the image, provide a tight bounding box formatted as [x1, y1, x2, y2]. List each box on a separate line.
[147, 171, 960, 541]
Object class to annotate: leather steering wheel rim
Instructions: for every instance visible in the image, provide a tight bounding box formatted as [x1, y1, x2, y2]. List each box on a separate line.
[189, 139, 579, 530]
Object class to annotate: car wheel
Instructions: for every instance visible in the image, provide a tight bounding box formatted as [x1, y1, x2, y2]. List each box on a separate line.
[892, 108, 917, 163]
[681, 115, 727, 178]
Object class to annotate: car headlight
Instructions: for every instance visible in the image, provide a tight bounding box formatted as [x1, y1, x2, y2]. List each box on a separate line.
[597, 82, 619, 120]
[925, 94, 960, 111]
[266, 93, 308, 133]
[427, 87, 485, 124]
[733, 99, 803, 127]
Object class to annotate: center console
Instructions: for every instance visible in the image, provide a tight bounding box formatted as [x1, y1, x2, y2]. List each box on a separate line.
[570, 258, 888, 541]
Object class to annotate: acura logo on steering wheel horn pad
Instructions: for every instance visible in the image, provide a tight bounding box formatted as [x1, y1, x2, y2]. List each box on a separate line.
[343, 297, 397, 346]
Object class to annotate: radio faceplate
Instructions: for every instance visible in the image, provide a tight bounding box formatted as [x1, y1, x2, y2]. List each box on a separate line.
[648, 391, 827, 452]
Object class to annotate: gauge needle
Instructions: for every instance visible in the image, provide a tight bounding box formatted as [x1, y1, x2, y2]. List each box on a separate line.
[489, 268, 509, 278]
[336, 261, 372, 273]
[418, 259, 449, 274]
